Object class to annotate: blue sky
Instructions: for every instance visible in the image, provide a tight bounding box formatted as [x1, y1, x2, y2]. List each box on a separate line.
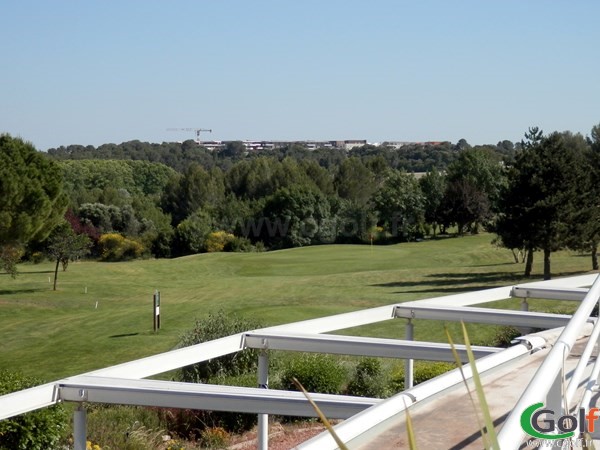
[1, 1, 599, 151]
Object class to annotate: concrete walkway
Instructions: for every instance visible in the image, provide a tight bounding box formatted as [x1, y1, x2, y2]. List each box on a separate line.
[355, 330, 598, 450]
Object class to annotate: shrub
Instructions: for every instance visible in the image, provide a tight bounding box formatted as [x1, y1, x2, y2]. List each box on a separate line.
[98, 233, 144, 261]
[280, 353, 346, 395]
[174, 311, 263, 436]
[490, 325, 522, 347]
[200, 427, 229, 449]
[30, 251, 45, 264]
[204, 231, 235, 253]
[388, 361, 455, 392]
[178, 311, 263, 383]
[346, 358, 389, 398]
[0, 370, 68, 450]
[174, 211, 213, 255]
[85, 404, 163, 450]
[224, 236, 255, 252]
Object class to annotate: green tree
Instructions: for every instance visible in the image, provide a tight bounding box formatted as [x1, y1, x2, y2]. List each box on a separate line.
[334, 157, 378, 205]
[163, 164, 225, 224]
[174, 210, 215, 255]
[260, 186, 335, 248]
[47, 224, 92, 290]
[372, 170, 425, 241]
[419, 170, 446, 236]
[0, 134, 67, 276]
[496, 130, 588, 279]
[442, 146, 505, 233]
[562, 130, 597, 269]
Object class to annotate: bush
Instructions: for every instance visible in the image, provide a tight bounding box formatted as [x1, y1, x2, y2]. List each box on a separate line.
[204, 231, 235, 253]
[200, 427, 229, 449]
[388, 361, 455, 392]
[173, 311, 263, 436]
[178, 311, 263, 383]
[0, 370, 68, 450]
[280, 353, 346, 395]
[224, 236, 255, 252]
[174, 211, 213, 255]
[98, 233, 144, 261]
[346, 358, 389, 398]
[85, 404, 163, 450]
[30, 251, 45, 264]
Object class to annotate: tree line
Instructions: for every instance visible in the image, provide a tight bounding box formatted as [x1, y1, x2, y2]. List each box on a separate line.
[1, 125, 598, 281]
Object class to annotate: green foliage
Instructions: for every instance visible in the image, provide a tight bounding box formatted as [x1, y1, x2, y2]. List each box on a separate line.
[178, 311, 263, 383]
[204, 231, 235, 253]
[47, 223, 92, 271]
[260, 186, 335, 248]
[98, 233, 144, 261]
[224, 236, 256, 252]
[200, 427, 229, 449]
[0, 244, 23, 278]
[496, 129, 589, 279]
[373, 170, 425, 241]
[85, 405, 163, 450]
[174, 210, 214, 255]
[0, 134, 67, 275]
[280, 353, 346, 394]
[0, 370, 67, 450]
[388, 361, 455, 392]
[346, 358, 389, 398]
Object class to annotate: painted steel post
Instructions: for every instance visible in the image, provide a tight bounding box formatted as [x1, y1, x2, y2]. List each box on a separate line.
[519, 298, 531, 335]
[73, 404, 87, 450]
[405, 319, 414, 389]
[257, 350, 269, 450]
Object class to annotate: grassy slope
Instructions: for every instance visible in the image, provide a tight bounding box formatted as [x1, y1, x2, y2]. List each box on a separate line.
[0, 234, 593, 380]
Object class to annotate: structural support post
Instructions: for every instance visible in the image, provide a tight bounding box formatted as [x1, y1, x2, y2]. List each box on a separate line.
[257, 350, 269, 450]
[519, 298, 531, 335]
[546, 373, 562, 420]
[405, 319, 414, 390]
[73, 404, 87, 450]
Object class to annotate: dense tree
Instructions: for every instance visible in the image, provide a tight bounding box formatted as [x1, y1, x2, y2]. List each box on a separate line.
[0, 134, 67, 275]
[372, 170, 425, 241]
[496, 129, 588, 279]
[563, 129, 597, 269]
[174, 210, 215, 255]
[259, 186, 335, 248]
[334, 157, 378, 205]
[162, 164, 225, 224]
[442, 146, 505, 233]
[419, 170, 446, 236]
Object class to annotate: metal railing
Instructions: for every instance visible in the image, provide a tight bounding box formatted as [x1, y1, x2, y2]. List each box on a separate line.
[497, 273, 600, 448]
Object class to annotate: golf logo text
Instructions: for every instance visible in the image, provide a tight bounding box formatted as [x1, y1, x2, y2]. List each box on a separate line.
[521, 402, 600, 439]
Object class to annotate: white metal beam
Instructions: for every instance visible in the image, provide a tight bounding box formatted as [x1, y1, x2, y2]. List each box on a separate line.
[393, 304, 589, 329]
[0, 382, 60, 421]
[243, 332, 502, 362]
[57, 376, 378, 419]
[510, 286, 589, 301]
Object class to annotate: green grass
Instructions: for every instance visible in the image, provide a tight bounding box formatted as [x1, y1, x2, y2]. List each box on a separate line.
[0, 234, 594, 381]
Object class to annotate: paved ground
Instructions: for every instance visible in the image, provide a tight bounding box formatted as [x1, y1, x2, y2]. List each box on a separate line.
[352, 329, 598, 450]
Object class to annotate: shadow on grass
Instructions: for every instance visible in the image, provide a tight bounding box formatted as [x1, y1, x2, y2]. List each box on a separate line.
[0, 270, 54, 275]
[109, 333, 140, 338]
[0, 288, 45, 295]
[372, 269, 589, 295]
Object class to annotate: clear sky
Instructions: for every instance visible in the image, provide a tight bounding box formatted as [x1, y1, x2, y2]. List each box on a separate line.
[1, 1, 599, 151]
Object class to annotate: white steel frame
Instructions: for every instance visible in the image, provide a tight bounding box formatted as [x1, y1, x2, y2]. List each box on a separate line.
[0, 272, 597, 450]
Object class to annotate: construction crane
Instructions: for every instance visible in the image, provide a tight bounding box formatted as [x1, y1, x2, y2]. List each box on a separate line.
[166, 128, 212, 143]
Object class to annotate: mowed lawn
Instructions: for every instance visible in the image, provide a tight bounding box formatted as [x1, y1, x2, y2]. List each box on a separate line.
[0, 233, 594, 381]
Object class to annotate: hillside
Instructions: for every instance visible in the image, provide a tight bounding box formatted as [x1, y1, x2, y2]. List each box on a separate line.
[0, 234, 592, 380]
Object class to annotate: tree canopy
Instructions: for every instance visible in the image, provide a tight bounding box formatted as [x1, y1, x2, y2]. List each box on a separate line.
[0, 135, 67, 275]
